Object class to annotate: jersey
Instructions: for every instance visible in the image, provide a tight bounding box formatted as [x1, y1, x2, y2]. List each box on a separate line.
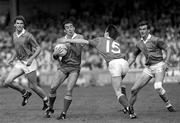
[89, 37, 125, 63]
[133, 35, 168, 66]
[12, 30, 39, 60]
[57, 33, 84, 74]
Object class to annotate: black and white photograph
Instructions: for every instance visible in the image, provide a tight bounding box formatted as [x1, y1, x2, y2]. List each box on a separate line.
[0, 0, 180, 123]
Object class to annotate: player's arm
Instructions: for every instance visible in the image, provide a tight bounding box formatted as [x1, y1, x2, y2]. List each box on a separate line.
[28, 34, 41, 60]
[8, 49, 17, 64]
[58, 37, 99, 48]
[8, 37, 17, 64]
[26, 34, 41, 66]
[59, 38, 89, 44]
[157, 39, 171, 64]
[128, 46, 141, 67]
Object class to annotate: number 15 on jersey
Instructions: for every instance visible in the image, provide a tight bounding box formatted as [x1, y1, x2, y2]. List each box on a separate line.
[106, 40, 121, 53]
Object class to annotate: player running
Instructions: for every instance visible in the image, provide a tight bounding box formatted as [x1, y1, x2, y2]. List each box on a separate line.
[3, 15, 48, 110]
[45, 20, 84, 120]
[59, 24, 132, 118]
[127, 20, 176, 118]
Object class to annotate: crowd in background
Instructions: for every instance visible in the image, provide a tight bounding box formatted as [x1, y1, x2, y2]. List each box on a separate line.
[0, 0, 180, 79]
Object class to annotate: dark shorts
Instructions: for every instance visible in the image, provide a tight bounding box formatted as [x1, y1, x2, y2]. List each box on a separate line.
[58, 65, 80, 75]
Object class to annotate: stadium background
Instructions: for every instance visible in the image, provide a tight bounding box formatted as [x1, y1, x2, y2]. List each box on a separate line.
[0, 0, 180, 87]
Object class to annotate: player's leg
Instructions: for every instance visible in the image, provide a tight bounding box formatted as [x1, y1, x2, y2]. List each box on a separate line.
[129, 70, 152, 118]
[154, 64, 176, 112]
[121, 75, 127, 96]
[26, 70, 48, 110]
[111, 76, 129, 111]
[45, 70, 67, 118]
[4, 67, 32, 106]
[57, 71, 79, 120]
[108, 59, 129, 114]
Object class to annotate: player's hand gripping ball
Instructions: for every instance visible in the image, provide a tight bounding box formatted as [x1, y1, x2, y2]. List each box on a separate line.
[54, 44, 67, 57]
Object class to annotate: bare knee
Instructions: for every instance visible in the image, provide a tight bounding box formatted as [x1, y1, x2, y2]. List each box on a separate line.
[50, 87, 57, 95]
[154, 82, 166, 95]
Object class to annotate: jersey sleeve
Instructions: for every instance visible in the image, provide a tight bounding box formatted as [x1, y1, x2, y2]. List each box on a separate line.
[156, 38, 168, 51]
[89, 37, 101, 47]
[28, 33, 39, 48]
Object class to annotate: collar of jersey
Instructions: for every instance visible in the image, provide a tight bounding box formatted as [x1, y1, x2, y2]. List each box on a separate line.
[65, 33, 77, 39]
[141, 34, 151, 44]
[16, 29, 25, 38]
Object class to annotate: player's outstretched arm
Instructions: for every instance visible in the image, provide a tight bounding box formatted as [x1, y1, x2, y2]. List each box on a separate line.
[58, 38, 89, 44]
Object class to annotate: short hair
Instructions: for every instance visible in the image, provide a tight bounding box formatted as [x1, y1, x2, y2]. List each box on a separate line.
[138, 20, 150, 29]
[14, 15, 26, 26]
[62, 20, 74, 29]
[105, 24, 119, 40]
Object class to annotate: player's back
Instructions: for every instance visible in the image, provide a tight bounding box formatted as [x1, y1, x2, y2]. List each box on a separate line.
[91, 37, 126, 63]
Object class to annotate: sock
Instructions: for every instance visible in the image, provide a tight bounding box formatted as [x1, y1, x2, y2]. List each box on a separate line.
[121, 86, 126, 96]
[49, 96, 56, 109]
[159, 93, 169, 103]
[118, 94, 129, 108]
[63, 95, 72, 113]
[43, 97, 48, 103]
[165, 100, 172, 107]
[22, 89, 27, 95]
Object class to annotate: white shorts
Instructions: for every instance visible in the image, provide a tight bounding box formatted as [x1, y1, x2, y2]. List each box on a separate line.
[108, 58, 129, 77]
[14, 59, 38, 74]
[143, 62, 166, 77]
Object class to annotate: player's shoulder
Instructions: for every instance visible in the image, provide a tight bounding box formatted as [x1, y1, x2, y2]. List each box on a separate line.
[150, 35, 160, 41]
[24, 30, 33, 38]
[151, 35, 164, 43]
[150, 35, 157, 40]
[12, 32, 16, 37]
